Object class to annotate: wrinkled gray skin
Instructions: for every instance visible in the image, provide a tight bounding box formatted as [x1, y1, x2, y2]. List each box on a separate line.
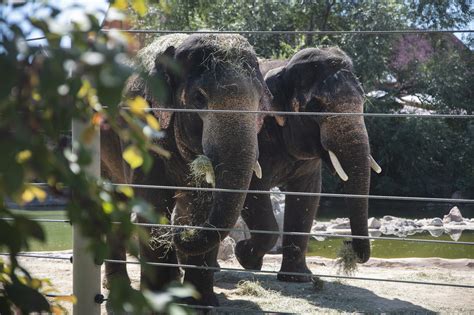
[101, 34, 271, 305]
[235, 47, 373, 282]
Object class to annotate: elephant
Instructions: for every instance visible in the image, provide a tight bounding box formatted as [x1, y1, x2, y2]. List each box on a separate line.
[100, 33, 271, 305]
[234, 47, 381, 282]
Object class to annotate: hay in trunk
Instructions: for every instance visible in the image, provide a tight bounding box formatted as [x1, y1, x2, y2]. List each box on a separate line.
[335, 240, 359, 276]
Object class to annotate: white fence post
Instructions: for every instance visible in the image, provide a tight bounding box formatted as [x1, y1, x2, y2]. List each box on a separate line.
[72, 119, 101, 315]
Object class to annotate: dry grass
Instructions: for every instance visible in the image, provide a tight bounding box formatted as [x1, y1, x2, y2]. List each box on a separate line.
[137, 33, 188, 74]
[189, 155, 215, 187]
[235, 280, 275, 297]
[335, 241, 359, 276]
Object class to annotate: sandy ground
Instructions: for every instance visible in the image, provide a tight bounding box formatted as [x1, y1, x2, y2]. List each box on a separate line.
[16, 252, 474, 314]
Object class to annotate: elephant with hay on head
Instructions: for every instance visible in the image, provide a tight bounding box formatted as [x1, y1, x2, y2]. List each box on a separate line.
[235, 47, 381, 281]
[100, 33, 271, 305]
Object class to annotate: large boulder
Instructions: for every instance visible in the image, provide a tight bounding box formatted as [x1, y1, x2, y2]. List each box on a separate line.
[443, 206, 463, 223]
[218, 237, 236, 260]
[368, 217, 382, 229]
[429, 217, 444, 227]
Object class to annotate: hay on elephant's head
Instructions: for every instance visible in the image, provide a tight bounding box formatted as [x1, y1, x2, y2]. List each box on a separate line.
[136, 33, 189, 74]
[195, 34, 257, 77]
[335, 240, 359, 275]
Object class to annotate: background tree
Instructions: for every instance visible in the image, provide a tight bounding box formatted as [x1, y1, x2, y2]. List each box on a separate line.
[134, 0, 473, 199]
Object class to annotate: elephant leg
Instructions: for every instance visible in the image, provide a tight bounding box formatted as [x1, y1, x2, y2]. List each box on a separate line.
[139, 188, 181, 291]
[235, 184, 279, 270]
[183, 248, 219, 306]
[278, 169, 321, 282]
[104, 227, 129, 289]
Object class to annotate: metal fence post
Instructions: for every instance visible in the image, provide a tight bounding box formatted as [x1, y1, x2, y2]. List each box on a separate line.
[72, 119, 101, 315]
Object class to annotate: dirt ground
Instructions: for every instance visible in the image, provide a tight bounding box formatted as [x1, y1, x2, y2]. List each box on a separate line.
[16, 252, 474, 314]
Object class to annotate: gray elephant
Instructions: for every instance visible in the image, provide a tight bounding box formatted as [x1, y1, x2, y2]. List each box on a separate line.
[235, 47, 381, 281]
[101, 34, 271, 305]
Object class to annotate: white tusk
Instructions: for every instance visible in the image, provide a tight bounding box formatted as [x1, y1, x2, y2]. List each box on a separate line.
[369, 155, 382, 174]
[253, 161, 262, 179]
[328, 150, 348, 181]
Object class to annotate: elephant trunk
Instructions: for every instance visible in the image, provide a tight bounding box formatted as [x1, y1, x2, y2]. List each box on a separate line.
[322, 116, 371, 263]
[173, 113, 257, 256]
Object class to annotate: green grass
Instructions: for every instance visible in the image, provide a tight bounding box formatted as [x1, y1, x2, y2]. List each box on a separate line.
[10, 210, 71, 252]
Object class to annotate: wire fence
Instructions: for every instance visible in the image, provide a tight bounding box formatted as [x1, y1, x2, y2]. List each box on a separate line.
[7, 8, 474, 314]
[136, 107, 474, 119]
[25, 181, 474, 203]
[23, 27, 474, 43]
[2, 217, 473, 246]
[103, 29, 474, 35]
[2, 253, 472, 289]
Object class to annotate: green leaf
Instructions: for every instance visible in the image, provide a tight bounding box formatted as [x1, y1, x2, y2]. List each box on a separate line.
[5, 281, 50, 313]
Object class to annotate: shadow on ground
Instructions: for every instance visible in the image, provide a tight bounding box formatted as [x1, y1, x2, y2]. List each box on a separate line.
[214, 270, 433, 313]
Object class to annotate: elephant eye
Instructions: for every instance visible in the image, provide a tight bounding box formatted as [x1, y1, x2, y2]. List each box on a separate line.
[192, 88, 208, 109]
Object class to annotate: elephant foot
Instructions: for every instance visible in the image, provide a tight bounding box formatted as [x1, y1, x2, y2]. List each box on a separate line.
[277, 264, 313, 283]
[235, 240, 263, 270]
[182, 291, 219, 307]
[102, 270, 131, 290]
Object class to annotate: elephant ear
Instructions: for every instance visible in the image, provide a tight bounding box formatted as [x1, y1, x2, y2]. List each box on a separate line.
[148, 45, 178, 130]
[256, 71, 273, 132]
[264, 66, 287, 127]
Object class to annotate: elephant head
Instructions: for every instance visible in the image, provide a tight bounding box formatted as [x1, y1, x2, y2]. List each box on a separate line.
[133, 34, 271, 256]
[264, 47, 381, 263]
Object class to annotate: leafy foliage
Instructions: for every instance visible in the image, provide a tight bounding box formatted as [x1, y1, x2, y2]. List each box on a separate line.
[0, 1, 192, 313]
[138, 0, 473, 199]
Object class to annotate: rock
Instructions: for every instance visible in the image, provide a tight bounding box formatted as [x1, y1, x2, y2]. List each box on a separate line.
[312, 222, 327, 231]
[450, 221, 466, 226]
[368, 217, 381, 229]
[382, 215, 396, 221]
[369, 230, 382, 237]
[218, 236, 236, 260]
[229, 216, 250, 243]
[429, 217, 443, 227]
[328, 222, 351, 230]
[443, 206, 463, 223]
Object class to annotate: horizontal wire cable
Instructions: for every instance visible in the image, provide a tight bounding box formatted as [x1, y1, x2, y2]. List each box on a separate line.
[102, 29, 474, 35]
[0, 218, 70, 223]
[1, 217, 471, 246]
[113, 183, 474, 204]
[136, 107, 474, 119]
[0, 253, 71, 261]
[133, 222, 474, 246]
[104, 259, 474, 289]
[24, 28, 474, 42]
[2, 254, 473, 288]
[24, 182, 474, 203]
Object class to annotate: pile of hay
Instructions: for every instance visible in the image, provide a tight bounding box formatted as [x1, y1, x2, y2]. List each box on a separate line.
[335, 240, 359, 276]
[235, 280, 274, 297]
[193, 34, 257, 77]
[189, 155, 215, 187]
[136, 33, 188, 74]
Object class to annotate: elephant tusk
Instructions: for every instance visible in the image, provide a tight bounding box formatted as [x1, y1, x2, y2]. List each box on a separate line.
[328, 150, 348, 181]
[369, 155, 382, 174]
[253, 161, 262, 179]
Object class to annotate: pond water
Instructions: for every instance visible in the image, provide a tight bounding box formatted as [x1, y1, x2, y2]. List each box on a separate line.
[8, 202, 474, 259]
[308, 198, 474, 259]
